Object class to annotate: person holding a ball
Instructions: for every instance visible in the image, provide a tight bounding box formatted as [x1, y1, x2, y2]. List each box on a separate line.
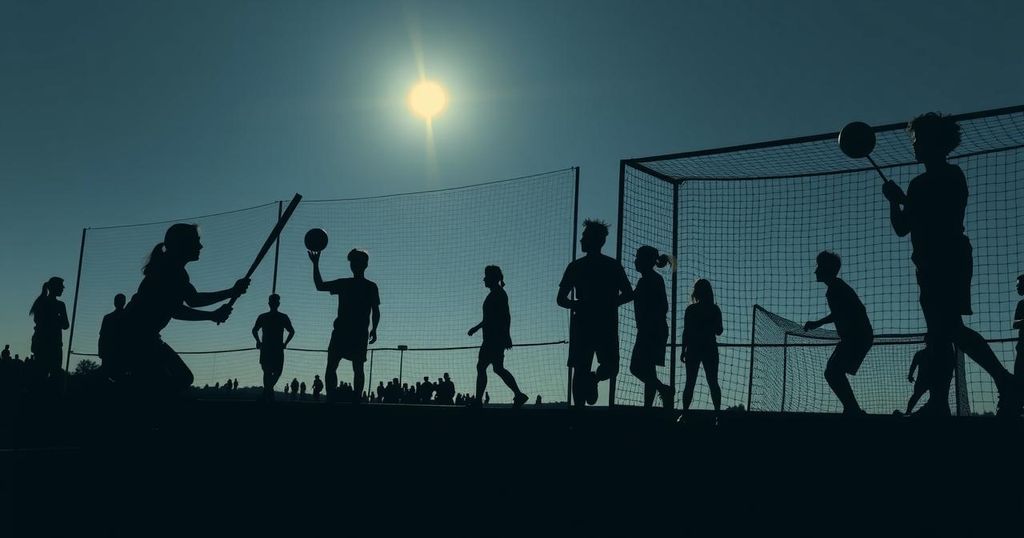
[309, 235, 380, 404]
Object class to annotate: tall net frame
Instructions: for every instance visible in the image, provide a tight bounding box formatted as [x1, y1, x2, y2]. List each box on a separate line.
[616, 105, 1024, 414]
[66, 169, 579, 406]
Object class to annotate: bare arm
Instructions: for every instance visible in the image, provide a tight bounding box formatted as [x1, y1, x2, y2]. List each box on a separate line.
[186, 279, 249, 308]
[58, 302, 70, 330]
[804, 313, 834, 332]
[368, 305, 380, 344]
[309, 251, 329, 291]
[284, 318, 295, 347]
[883, 181, 910, 237]
[173, 305, 220, 322]
[252, 320, 261, 347]
[616, 272, 634, 307]
[556, 285, 576, 310]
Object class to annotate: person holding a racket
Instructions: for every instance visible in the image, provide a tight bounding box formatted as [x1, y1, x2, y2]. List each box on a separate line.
[121, 223, 250, 397]
[882, 112, 1019, 416]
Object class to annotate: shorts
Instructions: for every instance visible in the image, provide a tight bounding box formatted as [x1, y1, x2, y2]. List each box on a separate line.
[478, 344, 506, 369]
[630, 325, 667, 368]
[567, 320, 619, 376]
[915, 242, 973, 327]
[328, 328, 368, 363]
[260, 348, 284, 372]
[827, 335, 873, 376]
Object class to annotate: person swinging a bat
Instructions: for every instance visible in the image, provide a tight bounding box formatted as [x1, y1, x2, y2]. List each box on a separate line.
[116, 223, 250, 398]
[882, 112, 1019, 416]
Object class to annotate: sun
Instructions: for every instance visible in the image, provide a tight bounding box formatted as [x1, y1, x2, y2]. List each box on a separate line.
[407, 80, 447, 119]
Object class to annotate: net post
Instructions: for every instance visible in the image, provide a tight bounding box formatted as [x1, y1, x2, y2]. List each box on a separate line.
[568, 166, 581, 407]
[669, 181, 679, 403]
[272, 200, 283, 294]
[781, 332, 788, 412]
[398, 345, 407, 386]
[63, 228, 87, 390]
[608, 162, 627, 407]
[953, 346, 969, 416]
[747, 305, 758, 411]
[367, 350, 374, 399]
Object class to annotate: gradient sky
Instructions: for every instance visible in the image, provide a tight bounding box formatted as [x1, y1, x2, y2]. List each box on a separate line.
[2, 0, 1023, 359]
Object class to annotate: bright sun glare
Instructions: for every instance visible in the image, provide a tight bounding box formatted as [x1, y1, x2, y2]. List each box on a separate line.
[407, 80, 447, 120]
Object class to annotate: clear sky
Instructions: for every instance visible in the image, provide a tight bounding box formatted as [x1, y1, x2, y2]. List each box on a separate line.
[2, 0, 1023, 370]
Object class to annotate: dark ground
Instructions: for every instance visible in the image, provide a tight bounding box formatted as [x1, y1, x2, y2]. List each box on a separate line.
[2, 398, 1021, 536]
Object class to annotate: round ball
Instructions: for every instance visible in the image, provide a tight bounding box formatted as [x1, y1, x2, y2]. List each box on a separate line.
[838, 121, 876, 159]
[304, 228, 329, 252]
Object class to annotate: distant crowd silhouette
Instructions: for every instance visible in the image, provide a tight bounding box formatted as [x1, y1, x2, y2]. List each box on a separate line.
[6, 112, 1023, 418]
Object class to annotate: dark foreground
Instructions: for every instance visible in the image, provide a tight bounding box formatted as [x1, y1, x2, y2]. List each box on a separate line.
[2, 399, 1022, 536]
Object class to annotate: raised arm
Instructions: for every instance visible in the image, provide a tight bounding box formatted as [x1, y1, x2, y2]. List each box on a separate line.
[309, 251, 329, 291]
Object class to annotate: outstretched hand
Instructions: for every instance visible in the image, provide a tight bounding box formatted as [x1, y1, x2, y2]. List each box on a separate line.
[211, 304, 233, 324]
[368, 329, 377, 345]
[308, 250, 321, 264]
[882, 181, 906, 204]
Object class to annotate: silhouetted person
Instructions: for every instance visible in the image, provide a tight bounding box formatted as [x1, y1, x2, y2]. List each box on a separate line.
[1014, 275, 1024, 378]
[253, 294, 295, 402]
[225, 377, 233, 391]
[310, 248, 380, 403]
[906, 348, 932, 415]
[376, 381, 385, 401]
[300, 381, 306, 398]
[312, 375, 324, 401]
[283, 383, 289, 396]
[557, 219, 633, 406]
[680, 279, 723, 413]
[118, 223, 249, 398]
[290, 378, 299, 401]
[1, 345, 10, 362]
[29, 277, 69, 383]
[804, 251, 873, 415]
[883, 112, 1018, 416]
[535, 395, 542, 405]
[233, 378, 238, 390]
[630, 246, 674, 408]
[469, 265, 528, 408]
[418, 376, 434, 403]
[98, 293, 127, 379]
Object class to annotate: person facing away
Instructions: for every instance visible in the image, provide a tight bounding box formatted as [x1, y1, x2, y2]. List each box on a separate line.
[300, 382, 306, 397]
[905, 348, 933, 415]
[312, 375, 324, 401]
[119, 223, 249, 398]
[680, 279, 723, 414]
[469, 265, 529, 408]
[629, 246, 675, 408]
[418, 376, 434, 403]
[1013, 275, 1024, 378]
[29, 276, 70, 382]
[883, 112, 1018, 416]
[98, 293, 128, 378]
[557, 219, 634, 406]
[310, 248, 380, 404]
[252, 294, 295, 402]
[803, 251, 873, 415]
[290, 378, 299, 400]
[1, 345, 10, 362]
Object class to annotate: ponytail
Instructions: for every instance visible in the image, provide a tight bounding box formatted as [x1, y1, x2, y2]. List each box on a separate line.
[655, 253, 676, 272]
[29, 282, 49, 316]
[144, 242, 167, 276]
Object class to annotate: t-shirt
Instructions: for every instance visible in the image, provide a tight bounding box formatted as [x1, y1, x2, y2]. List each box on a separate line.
[254, 310, 293, 350]
[682, 302, 722, 354]
[633, 272, 668, 331]
[1015, 300, 1024, 352]
[99, 309, 127, 359]
[323, 277, 380, 334]
[481, 288, 512, 347]
[904, 164, 969, 266]
[32, 298, 67, 343]
[127, 265, 196, 336]
[826, 278, 872, 340]
[559, 253, 631, 330]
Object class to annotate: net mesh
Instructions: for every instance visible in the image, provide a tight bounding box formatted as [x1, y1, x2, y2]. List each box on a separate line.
[70, 169, 577, 406]
[617, 106, 1024, 413]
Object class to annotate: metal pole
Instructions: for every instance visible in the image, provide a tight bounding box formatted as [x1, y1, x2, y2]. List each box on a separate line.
[272, 200, 282, 294]
[747, 305, 758, 411]
[610, 162, 626, 407]
[398, 345, 407, 386]
[367, 350, 374, 401]
[781, 333, 788, 413]
[63, 228, 87, 389]
[567, 166, 581, 407]
[669, 182, 679, 406]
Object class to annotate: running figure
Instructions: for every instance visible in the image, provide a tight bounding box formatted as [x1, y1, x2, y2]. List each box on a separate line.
[557, 219, 633, 406]
[29, 276, 69, 383]
[680, 279, 723, 414]
[803, 251, 873, 415]
[252, 294, 295, 402]
[629, 246, 674, 408]
[120, 223, 249, 398]
[310, 248, 380, 403]
[883, 112, 1018, 416]
[468, 265, 528, 408]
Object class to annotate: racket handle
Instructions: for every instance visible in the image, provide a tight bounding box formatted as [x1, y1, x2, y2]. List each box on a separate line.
[866, 155, 890, 184]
